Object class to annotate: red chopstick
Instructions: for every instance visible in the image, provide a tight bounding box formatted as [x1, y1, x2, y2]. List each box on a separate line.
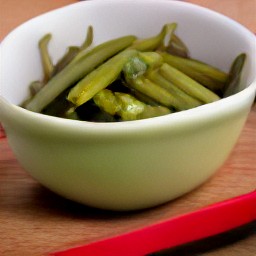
[0, 125, 5, 139]
[51, 190, 256, 256]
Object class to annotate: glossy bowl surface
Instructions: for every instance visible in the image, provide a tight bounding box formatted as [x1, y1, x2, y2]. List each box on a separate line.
[0, 0, 255, 210]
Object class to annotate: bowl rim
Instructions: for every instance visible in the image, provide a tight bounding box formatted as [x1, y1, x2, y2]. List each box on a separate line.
[1, 82, 255, 135]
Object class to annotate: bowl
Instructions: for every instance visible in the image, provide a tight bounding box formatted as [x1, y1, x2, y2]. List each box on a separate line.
[0, 0, 255, 211]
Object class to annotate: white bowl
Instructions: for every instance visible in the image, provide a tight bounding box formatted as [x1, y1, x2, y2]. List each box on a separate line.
[0, 0, 255, 211]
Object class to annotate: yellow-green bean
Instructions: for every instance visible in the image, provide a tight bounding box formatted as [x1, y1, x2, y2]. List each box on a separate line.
[130, 23, 177, 51]
[159, 63, 220, 103]
[160, 52, 228, 88]
[127, 76, 183, 108]
[67, 49, 137, 107]
[147, 69, 202, 110]
[39, 33, 54, 82]
[26, 35, 136, 112]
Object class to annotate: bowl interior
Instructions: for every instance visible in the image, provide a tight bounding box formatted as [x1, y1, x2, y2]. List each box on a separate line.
[0, 0, 255, 107]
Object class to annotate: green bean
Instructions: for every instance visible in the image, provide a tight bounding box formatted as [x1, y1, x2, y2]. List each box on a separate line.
[130, 23, 177, 51]
[51, 26, 94, 76]
[147, 69, 202, 110]
[138, 51, 163, 70]
[25, 35, 136, 112]
[93, 89, 144, 120]
[20, 81, 45, 108]
[29, 80, 44, 96]
[223, 53, 246, 97]
[94, 90, 170, 121]
[64, 107, 79, 120]
[24, 23, 246, 122]
[51, 46, 80, 76]
[123, 52, 200, 109]
[93, 89, 121, 115]
[39, 34, 54, 82]
[67, 49, 137, 107]
[163, 33, 190, 58]
[126, 76, 183, 108]
[173, 68, 225, 94]
[114, 92, 145, 120]
[123, 52, 163, 79]
[67, 26, 94, 64]
[138, 105, 171, 120]
[122, 56, 148, 79]
[115, 92, 170, 120]
[80, 25, 94, 51]
[131, 90, 161, 106]
[159, 63, 220, 103]
[161, 52, 228, 90]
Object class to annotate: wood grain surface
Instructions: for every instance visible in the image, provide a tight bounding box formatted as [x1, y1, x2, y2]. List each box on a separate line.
[0, 1, 255, 255]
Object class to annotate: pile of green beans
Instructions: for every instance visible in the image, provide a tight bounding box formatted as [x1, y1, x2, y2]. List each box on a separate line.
[22, 23, 246, 122]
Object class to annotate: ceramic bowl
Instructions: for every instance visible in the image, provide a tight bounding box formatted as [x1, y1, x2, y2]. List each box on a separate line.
[0, 0, 255, 211]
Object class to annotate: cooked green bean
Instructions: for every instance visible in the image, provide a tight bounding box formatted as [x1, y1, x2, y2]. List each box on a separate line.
[147, 69, 202, 110]
[80, 25, 94, 51]
[223, 53, 246, 97]
[50, 26, 94, 77]
[163, 33, 190, 58]
[51, 46, 80, 76]
[39, 34, 54, 82]
[66, 26, 94, 64]
[160, 52, 228, 92]
[115, 92, 170, 120]
[52, 26, 93, 76]
[67, 49, 137, 107]
[122, 56, 148, 79]
[93, 89, 121, 115]
[131, 89, 161, 106]
[130, 23, 177, 51]
[159, 63, 220, 103]
[94, 89, 170, 121]
[117, 92, 146, 120]
[25, 35, 136, 112]
[29, 80, 44, 96]
[123, 52, 163, 79]
[126, 76, 185, 108]
[138, 52, 163, 71]
[23, 23, 246, 122]
[138, 105, 171, 120]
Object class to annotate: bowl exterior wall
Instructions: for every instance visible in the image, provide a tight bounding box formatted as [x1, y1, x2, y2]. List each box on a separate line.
[2, 98, 252, 210]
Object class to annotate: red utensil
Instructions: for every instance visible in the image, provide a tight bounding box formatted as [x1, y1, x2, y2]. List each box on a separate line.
[0, 125, 5, 139]
[51, 190, 256, 256]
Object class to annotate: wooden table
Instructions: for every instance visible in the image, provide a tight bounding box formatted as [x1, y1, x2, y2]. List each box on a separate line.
[0, 1, 255, 255]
